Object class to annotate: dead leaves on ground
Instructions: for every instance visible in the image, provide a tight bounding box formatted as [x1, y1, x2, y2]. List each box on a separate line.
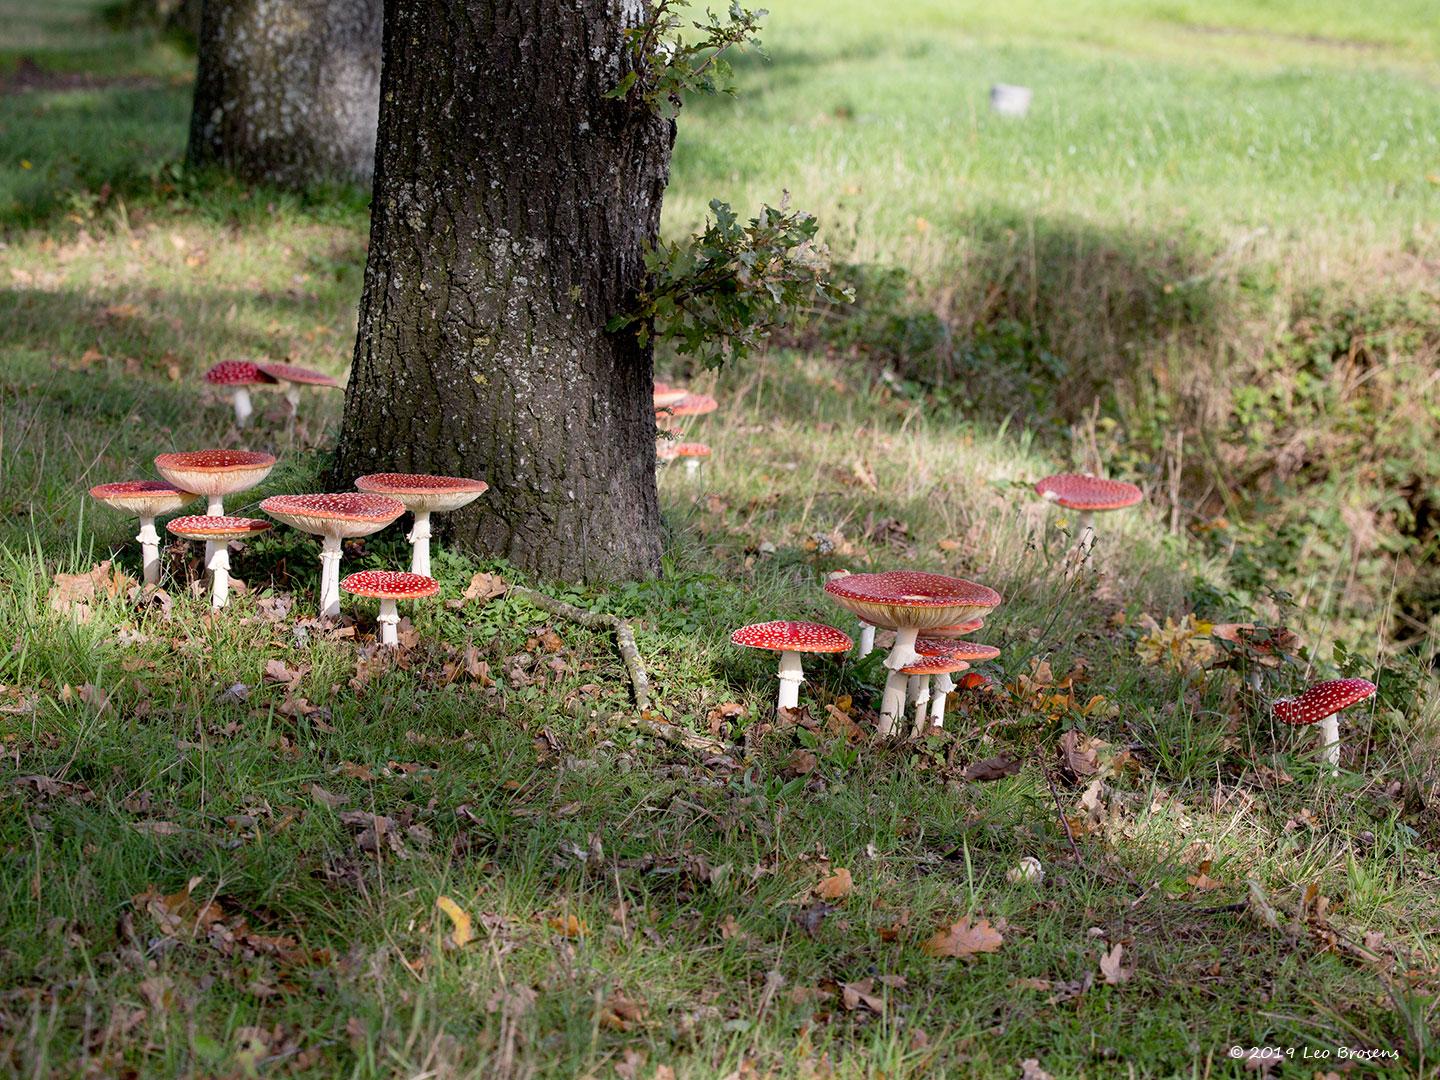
[130, 876, 329, 969]
[920, 915, 1005, 958]
[48, 561, 137, 622]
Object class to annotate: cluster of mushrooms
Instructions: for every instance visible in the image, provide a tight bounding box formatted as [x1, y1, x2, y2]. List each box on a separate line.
[88, 368, 1379, 767]
[727, 472, 1379, 766]
[654, 381, 716, 474]
[89, 448, 487, 648]
[731, 570, 1003, 738]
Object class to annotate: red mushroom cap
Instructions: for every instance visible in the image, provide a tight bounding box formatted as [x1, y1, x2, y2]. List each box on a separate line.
[340, 570, 440, 600]
[824, 571, 1001, 631]
[673, 443, 711, 459]
[204, 360, 278, 386]
[354, 472, 490, 514]
[654, 382, 689, 408]
[730, 621, 853, 653]
[1035, 473, 1143, 512]
[900, 654, 971, 676]
[155, 449, 277, 473]
[154, 450, 278, 498]
[260, 493, 405, 539]
[261, 492, 405, 524]
[662, 393, 718, 418]
[253, 361, 342, 388]
[957, 672, 990, 691]
[914, 638, 1001, 661]
[1272, 678, 1377, 726]
[166, 515, 273, 540]
[89, 480, 198, 515]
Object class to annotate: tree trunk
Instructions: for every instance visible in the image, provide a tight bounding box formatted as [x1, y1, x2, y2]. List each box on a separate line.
[187, 0, 381, 188]
[332, 0, 674, 583]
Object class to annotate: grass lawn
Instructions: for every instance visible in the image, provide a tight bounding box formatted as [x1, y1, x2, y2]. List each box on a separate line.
[1, 1, 1438, 1077]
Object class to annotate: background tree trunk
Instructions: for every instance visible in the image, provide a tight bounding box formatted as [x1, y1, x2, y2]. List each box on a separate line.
[332, 0, 674, 583]
[187, 0, 381, 187]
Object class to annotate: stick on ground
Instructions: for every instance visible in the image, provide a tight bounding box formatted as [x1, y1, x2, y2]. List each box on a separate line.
[509, 585, 651, 711]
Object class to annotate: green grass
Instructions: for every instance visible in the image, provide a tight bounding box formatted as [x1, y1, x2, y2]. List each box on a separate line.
[2, 1, 1439, 1076]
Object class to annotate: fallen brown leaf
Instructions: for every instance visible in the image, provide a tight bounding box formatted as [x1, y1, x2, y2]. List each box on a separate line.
[920, 916, 1004, 958]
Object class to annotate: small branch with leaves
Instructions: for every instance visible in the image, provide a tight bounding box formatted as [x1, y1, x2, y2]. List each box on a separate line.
[609, 197, 853, 367]
[607, 1, 768, 119]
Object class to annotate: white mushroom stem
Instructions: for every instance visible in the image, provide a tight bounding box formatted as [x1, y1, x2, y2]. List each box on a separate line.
[135, 517, 161, 586]
[877, 627, 922, 736]
[1318, 715, 1341, 771]
[856, 622, 876, 658]
[318, 536, 344, 618]
[910, 676, 932, 738]
[776, 650, 805, 710]
[377, 599, 400, 647]
[407, 510, 433, 576]
[231, 387, 253, 428]
[685, 458, 701, 477]
[930, 671, 956, 728]
[207, 542, 230, 610]
[284, 384, 301, 415]
[204, 497, 224, 565]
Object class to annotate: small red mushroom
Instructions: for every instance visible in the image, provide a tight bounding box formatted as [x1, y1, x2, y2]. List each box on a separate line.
[654, 382, 689, 409]
[260, 493, 406, 617]
[165, 515, 272, 609]
[730, 620, 852, 712]
[1273, 677, 1376, 771]
[1035, 473, 1143, 557]
[203, 361, 277, 428]
[824, 571, 1001, 735]
[341, 569, 439, 646]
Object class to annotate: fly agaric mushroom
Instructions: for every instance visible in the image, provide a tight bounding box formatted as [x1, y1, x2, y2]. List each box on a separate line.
[654, 382, 688, 409]
[203, 361, 277, 428]
[1035, 473, 1143, 557]
[165, 515, 271, 609]
[260, 493, 405, 617]
[1273, 677, 1377, 771]
[89, 481, 199, 585]
[253, 361, 342, 423]
[824, 571, 1001, 736]
[672, 442, 711, 476]
[899, 650, 971, 737]
[1212, 623, 1299, 691]
[341, 570, 439, 647]
[657, 391, 717, 431]
[153, 449, 278, 519]
[353, 473, 489, 576]
[155, 449, 277, 570]
[730, 620, 853, 712]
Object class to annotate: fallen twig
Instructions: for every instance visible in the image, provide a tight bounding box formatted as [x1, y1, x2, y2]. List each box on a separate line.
[509, 585, 651, 712]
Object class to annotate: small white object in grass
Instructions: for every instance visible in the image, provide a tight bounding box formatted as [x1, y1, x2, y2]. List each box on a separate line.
[1006, 856, 1044, 884]
[990, 83, 1033, 117]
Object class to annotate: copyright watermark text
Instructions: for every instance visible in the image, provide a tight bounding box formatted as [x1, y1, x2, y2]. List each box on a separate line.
[1229, 1045, 1400, 1063]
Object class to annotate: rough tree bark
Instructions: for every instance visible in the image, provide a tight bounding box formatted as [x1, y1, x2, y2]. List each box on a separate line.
[187, 0, 382, 188]
[332, 0, 674, 583]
